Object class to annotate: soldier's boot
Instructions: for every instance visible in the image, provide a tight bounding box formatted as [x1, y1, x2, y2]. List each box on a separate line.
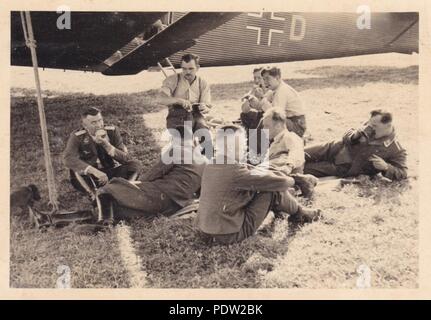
[292, 173, 318, 198]
[103, 200, 115, 226]
[289, 206, 322, 224]
[128, 171, 139, 182]
[97, 193, 115, 226]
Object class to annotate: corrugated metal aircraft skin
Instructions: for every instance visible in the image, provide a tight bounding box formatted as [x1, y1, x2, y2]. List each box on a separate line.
[11, 12, 418, 74]
[101, 12, 241, 75]
[168, 12, 418, 68]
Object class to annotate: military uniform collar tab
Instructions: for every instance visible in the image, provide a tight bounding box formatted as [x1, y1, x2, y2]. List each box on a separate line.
[369, 128, 396, 147]
[383, 132, 396, 147]
[74, 128, 87, 136]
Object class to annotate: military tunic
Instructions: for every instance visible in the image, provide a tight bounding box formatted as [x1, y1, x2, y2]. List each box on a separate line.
[196, 163, 301, 244]
[98, 146, 206, 219]
[304, 128, 407, 180]
[63, 125, 141, 190]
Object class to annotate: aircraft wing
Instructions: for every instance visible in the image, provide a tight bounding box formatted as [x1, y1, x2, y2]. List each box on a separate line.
[11, 12, 167, 72]
[12, 12, 418, 76]
[101, 12, 241, 75]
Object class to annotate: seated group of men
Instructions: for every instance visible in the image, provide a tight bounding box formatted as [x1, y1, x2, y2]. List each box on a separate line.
[63, 53, 408, 244]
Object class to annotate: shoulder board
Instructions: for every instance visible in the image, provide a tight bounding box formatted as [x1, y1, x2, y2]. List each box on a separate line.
[74, 130, 86, 136]
[104, 125, 116, 130]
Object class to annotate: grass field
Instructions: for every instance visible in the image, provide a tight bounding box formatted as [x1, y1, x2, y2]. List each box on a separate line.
[10, 62, 418, 288]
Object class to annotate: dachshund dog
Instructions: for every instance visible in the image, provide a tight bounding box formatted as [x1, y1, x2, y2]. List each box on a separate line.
[10, 184, 41, 216]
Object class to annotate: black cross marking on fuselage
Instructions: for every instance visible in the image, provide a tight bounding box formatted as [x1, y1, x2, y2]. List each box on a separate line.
[246, 12, 286, 46]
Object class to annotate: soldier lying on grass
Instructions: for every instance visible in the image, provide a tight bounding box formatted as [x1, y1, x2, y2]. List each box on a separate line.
[97, 126, 207, 222]
[304, 109, 408, 181]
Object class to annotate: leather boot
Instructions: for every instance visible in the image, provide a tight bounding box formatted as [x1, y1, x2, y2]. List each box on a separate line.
[293, 174, 318, 198]
[290, 206, 322, 223]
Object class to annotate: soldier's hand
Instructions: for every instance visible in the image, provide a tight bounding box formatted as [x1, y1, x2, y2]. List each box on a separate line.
[96, 140, 114, 155]
[253, 87, 264, 99]
[179, 99, 192, 111]
[343, 128, 362, 143]
[258, 98, 272, 112]
[248, 96, 260, 110]
[196, 103, 211, 114]
[241, 100, 251, 113]
[369, 155, 389, 171]
[200, 106, 210, 114]
[94, 129, 110, 146]
[92, 169, 109, 185]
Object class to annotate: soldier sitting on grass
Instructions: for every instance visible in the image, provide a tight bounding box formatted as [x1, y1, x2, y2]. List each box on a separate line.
[156, 53, 213, 159]
[255, 66, 307, 138]
[63, 107, 141, 197]
[237, 67, 275, 161]
[195, 124, 321, 245]
[261, 107, 318, 197]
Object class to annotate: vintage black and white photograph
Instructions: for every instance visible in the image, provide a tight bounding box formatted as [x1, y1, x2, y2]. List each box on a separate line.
[7, 5, 425, 291]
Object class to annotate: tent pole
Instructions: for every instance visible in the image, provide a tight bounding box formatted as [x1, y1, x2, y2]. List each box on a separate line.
[21, 11, 59, 211]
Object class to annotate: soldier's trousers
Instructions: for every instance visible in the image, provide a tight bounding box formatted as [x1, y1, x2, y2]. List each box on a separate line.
[166, 105, 213, 159]
[98, 178, 181, 221]
[201, 190, 300, 245]
[166, 105, 209, 132]
[240, 110, 266, 158]
[241, 111, 307, 138]
[70, 160, 142, 194]
[304, 142, 349, 177]
[286, 115, 307, 138]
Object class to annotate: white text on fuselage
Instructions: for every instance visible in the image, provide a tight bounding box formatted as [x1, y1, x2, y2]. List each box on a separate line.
[246, 12, 306, 46]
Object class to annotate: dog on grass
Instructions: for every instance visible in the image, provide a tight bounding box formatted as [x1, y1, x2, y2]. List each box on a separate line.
[10, 184, 41, 216]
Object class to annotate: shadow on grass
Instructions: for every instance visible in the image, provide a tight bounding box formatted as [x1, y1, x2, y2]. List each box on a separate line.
[10, 92, 163, 204]
[10, 91, 163, 287]
[12, 89, 286, 288]
[130, 215, 296, 288]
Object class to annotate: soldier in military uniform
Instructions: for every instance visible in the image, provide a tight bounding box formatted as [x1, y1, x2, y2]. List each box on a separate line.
[63, 107, 142, 195]
[97, 126, 206, 221]
[304, 109, 407, 180]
